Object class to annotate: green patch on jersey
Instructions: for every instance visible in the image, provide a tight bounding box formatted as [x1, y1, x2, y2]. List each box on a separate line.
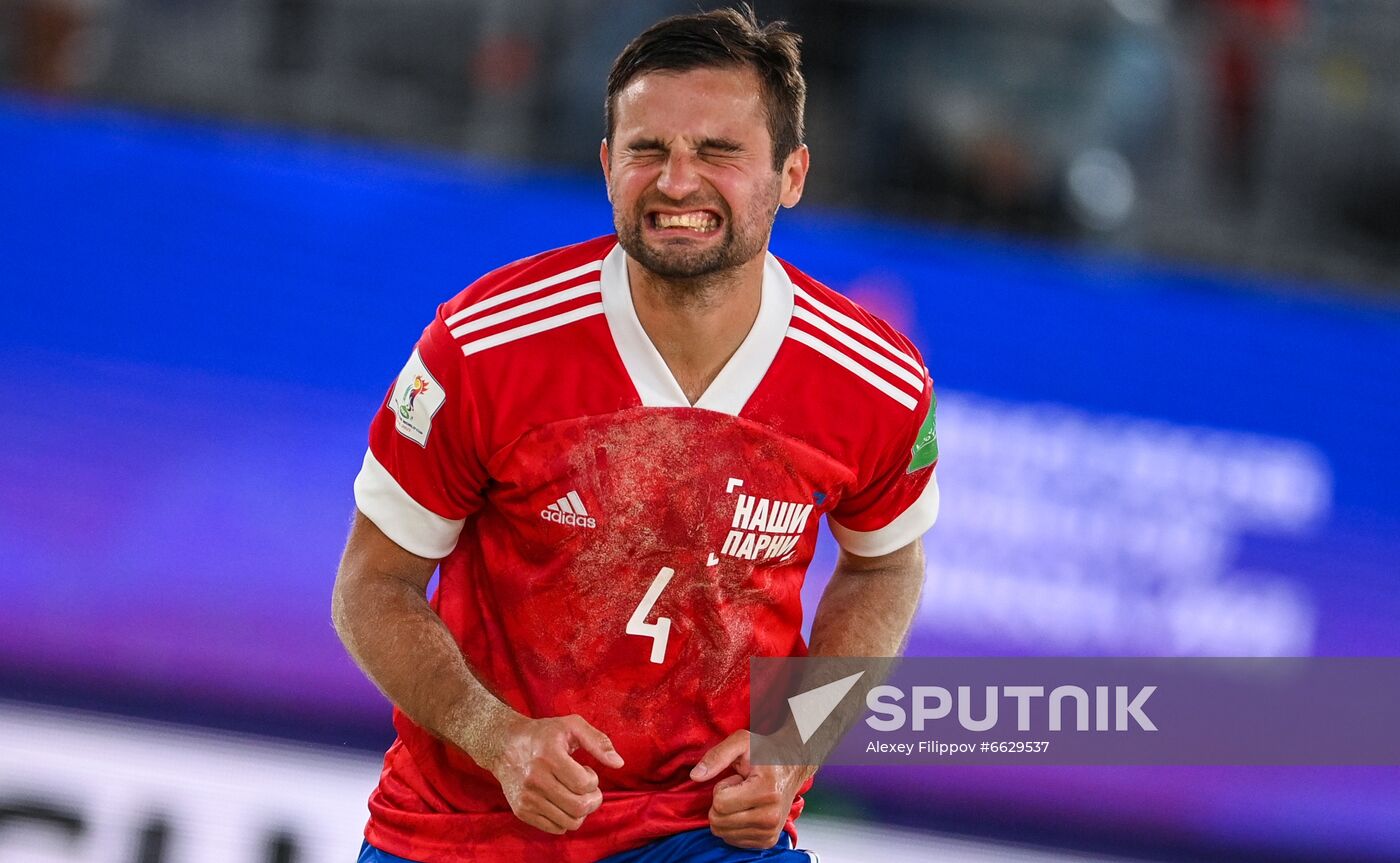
[907, 393, 938, 473]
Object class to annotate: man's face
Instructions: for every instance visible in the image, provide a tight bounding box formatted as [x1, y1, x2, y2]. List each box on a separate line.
[602, 66, 807, 282]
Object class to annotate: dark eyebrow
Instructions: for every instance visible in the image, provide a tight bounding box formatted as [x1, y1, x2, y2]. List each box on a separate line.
[698, 138, 742, 152]
[624, 138, 667, 152]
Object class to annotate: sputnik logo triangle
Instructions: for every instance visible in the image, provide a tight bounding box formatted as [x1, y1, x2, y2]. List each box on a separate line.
[788, 671, 866, 743]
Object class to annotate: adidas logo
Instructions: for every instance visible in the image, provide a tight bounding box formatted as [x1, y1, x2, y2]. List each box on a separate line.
[540, 490, 597, 529]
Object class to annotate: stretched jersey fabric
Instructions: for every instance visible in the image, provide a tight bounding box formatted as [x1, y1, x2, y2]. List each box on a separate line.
[353, 236, 939, 863]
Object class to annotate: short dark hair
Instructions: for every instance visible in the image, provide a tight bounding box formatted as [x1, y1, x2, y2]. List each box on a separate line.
[605, 5, 806, 171]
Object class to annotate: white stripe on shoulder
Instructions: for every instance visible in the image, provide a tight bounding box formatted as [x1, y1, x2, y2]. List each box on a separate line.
[792, 306, 925, 392]
[449, 281, 600, 338]
[445, 259, 604, 327]
[793, 284, 922, 375]
[460, 302, 604, 356]
[787, 328, 918, 410]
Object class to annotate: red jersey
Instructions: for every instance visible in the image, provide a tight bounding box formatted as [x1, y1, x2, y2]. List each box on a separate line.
[353, 236, 940, 862]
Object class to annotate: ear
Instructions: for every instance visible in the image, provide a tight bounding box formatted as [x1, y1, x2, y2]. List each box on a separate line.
[599, 138, 613, 199]
[778, 145, 810, 209]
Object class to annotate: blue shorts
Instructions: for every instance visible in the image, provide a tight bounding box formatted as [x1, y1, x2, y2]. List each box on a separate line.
[358, 828, 818, 862]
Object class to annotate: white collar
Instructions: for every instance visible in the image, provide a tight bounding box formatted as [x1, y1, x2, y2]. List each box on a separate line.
[600, 242, 794, 415]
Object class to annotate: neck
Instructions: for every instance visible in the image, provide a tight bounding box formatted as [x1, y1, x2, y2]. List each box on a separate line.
[627, 252, 767, 405]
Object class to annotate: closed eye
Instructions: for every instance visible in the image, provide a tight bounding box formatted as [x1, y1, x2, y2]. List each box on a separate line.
[625, 138, 667, 158]
[698, 138, 743, 155]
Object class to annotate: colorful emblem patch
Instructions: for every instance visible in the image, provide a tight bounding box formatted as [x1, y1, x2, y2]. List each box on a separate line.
[389, 349, 446, 447]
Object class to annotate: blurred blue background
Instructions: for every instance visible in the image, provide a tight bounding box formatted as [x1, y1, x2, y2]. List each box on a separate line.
[3, 1, 1400, 862]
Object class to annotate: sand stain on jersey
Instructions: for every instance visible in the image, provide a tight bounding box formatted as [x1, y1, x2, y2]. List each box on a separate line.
[561, 412, 834, 687]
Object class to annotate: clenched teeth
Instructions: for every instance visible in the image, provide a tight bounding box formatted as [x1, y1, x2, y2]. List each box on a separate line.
[654, 212, 718, 232]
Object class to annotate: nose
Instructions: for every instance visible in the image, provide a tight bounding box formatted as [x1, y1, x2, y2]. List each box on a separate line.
[655, 149, 702, 201]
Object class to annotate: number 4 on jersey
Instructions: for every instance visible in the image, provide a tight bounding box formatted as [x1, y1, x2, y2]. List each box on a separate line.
[627, 567, 675, 664]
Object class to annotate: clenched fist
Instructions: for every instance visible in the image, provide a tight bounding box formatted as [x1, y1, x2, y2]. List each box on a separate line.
[690, 729, 812, 850]
[480, 713, 625, 835]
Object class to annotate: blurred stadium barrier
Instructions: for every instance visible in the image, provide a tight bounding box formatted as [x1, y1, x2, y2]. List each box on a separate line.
[0, 702, 1142, 863]
[5, 0, 1400, 291]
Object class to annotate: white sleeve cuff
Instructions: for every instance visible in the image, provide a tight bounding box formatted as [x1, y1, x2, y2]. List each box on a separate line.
[353, 449, 465, 559]
[828, 474, 940, 558]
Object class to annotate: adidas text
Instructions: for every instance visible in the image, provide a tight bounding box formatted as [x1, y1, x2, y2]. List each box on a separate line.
[542, 509, 597, 528]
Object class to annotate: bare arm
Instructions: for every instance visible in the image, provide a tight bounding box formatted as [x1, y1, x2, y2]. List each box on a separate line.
[331, 510, 518, 765]
[807, 538, 927, 657]
[332, 510, 622, 834]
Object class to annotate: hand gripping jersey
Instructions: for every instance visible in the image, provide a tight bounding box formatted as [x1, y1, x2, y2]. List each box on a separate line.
[354, 236, 940, 863]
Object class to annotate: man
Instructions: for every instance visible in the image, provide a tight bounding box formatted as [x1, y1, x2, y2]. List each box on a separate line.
[334, 7, 939, 862]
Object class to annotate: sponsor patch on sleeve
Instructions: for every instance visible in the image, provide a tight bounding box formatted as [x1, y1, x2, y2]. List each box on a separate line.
[907, 392, 938, 473]
[388, 349, 446, 447]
